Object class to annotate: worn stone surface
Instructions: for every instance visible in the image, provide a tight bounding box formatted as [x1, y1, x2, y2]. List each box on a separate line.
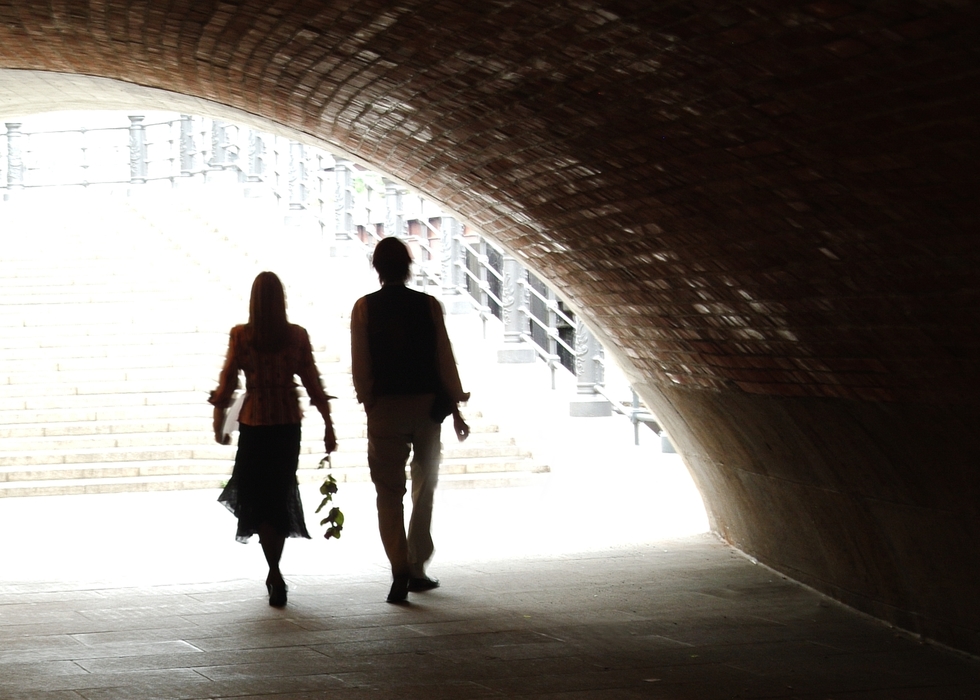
[1, 543, 978, 699]
[0, 0, 978, 652]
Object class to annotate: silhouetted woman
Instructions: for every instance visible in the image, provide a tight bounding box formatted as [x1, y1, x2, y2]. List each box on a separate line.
[209, 271, 337, 607]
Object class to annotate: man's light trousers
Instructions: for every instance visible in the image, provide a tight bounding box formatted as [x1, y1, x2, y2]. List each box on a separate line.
[366, 394, 441, 578]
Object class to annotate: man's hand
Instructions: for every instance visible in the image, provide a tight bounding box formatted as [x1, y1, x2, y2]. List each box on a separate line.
[324, 419, 338, 454]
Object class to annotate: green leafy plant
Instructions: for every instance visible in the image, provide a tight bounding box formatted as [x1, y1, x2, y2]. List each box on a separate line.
[316, 457, 345, 540]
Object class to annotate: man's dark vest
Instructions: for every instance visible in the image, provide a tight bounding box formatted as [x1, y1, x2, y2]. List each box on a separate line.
[365, 284, 441, 397]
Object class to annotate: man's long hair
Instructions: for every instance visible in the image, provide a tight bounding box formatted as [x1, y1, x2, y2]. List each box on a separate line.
[246, 271, 289, 352]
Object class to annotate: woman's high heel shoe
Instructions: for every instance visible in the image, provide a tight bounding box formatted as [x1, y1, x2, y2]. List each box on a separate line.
[267, 581, 287, 607]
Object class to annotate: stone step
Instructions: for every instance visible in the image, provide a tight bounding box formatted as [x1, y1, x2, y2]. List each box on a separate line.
[0, 444, 544, 483]
[0, 198, 544, 496]
[0, 393, 361, 417]
[0, 326, 340, 347]
[0, 431, 217, 452]
[0, 396, 367, 425]
[0, 445, 230, 468]
[0, 288, 230, 303]
[0, 344, 228, 360]
[1, 353, 344, 381]
[0, 403, 205, 425]
[0, 359, 220, 379]
[0, 331, 228, 352]
[0, 379, 212, 398]
[0, 428, 521, 467]
[0, 467, 548, 498]
[4, 367, 220, 386]
[295, 467, 548, 490]
[421, 472, 549, 489]
[0, 460, 233, 483]
[442, 441, 526, 460]
[0, 474, 231, 498]
[439, 455, 549, 476]
[0, 403, 215, 425]
[0, 417, 207, 438]
[0, 413, 373, 439]
[0, 390, 207, 411]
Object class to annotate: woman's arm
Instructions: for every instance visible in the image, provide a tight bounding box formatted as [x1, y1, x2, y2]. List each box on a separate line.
[296, 327, 337, 454]
[209, 328, 241, 444]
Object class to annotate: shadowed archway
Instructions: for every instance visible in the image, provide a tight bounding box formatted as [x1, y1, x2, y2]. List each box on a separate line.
[1, 1, 978, 653]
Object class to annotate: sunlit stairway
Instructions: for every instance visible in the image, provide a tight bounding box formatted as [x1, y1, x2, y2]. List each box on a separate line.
[0, 192, 547, 497]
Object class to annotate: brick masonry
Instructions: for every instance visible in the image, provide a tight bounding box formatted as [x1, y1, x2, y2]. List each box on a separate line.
[0, 1, 978, 653]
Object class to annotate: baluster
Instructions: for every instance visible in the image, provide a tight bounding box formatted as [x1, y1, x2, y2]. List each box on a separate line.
[546, 287, 559, 389]
[80, 127, 89, 187]
[497, 255, 536, 363]
[314, 152, 330, 237]
[128, 115, 147, 186]
[4, 122, 23, 200]
[334, 159, 353, 240]
[440, 216, 457, 297]
[179, 114, 194, 176]
[289, 141, 306, 210]
[242, 129, 265, 198]
[383, 177, 404, 238]
[569, 320, 611, 416]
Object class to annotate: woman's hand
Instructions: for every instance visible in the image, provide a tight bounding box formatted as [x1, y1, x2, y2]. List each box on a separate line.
[452, 406, 470, 443]
[213, 405, 230, 445]
[324, 419, 338, 454]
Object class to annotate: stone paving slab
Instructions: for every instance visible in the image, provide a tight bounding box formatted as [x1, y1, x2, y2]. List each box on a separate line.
[1, 472, 978, 698]
[3, 543, 978, 698]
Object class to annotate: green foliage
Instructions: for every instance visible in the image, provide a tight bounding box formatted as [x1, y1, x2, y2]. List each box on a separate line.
[352, 172, 385, 195]
[316, 459, 345, 540]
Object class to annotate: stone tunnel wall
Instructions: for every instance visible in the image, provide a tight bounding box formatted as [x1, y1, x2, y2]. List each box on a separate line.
[0, 1, 978, 652]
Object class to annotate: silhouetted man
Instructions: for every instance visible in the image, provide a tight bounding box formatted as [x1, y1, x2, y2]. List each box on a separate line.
[351, 237, 470, 603]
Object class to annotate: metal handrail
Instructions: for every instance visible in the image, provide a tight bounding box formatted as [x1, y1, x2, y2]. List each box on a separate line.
[524, 280, 575, 329]
[1, 114, 658, 445]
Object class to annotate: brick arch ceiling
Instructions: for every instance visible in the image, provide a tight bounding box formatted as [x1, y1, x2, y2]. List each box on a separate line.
[2, 1, 978, 652]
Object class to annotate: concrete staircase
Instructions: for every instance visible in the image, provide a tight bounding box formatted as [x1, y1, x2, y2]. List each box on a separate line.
[0, 192, 547, 497]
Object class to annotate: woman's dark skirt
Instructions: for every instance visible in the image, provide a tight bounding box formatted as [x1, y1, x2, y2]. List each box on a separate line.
[218, 423, 311, 543]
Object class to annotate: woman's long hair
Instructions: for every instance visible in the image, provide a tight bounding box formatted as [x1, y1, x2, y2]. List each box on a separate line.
[247, 271, 289, 352]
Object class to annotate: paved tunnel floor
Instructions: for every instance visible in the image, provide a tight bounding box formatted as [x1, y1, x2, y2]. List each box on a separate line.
[2, 316, 978, 698]
[2, 454, 978, 698]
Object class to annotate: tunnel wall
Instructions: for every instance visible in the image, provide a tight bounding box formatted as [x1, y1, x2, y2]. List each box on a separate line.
[635, 380, 980, 651]
[0, 0, 978, 653]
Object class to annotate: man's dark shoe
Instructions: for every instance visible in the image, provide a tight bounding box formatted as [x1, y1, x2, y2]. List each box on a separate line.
[407, 576, 440, 592]
[387, 575, 410, 603]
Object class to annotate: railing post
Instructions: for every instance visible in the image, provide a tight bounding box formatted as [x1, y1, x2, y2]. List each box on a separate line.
[383, 177, 404, 238]
[5, 122, 24, 199]
[179, 115, 195, 174]
[80, 128, 90, 187]
[546, 287, 559, 389]
[632, 389, 641, 446]
[210, 120, 228, 167]
[313, 151, 331, 237]
[208, 119, 243, 186]
[569, 320, 611, 416]
[440, 216, 460, 296]
[497, 255, 536, 363]
[128, 115, 147, 186]
[477, 238, 489, 310]
[289, 141, 306, 210]
[334, 158, 353, 240]
[242, 129, 266, 197]
[247, 130, 265, 179]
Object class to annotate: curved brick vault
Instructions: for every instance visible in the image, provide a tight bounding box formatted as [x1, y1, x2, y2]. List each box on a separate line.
[1, 1, 978, 652]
